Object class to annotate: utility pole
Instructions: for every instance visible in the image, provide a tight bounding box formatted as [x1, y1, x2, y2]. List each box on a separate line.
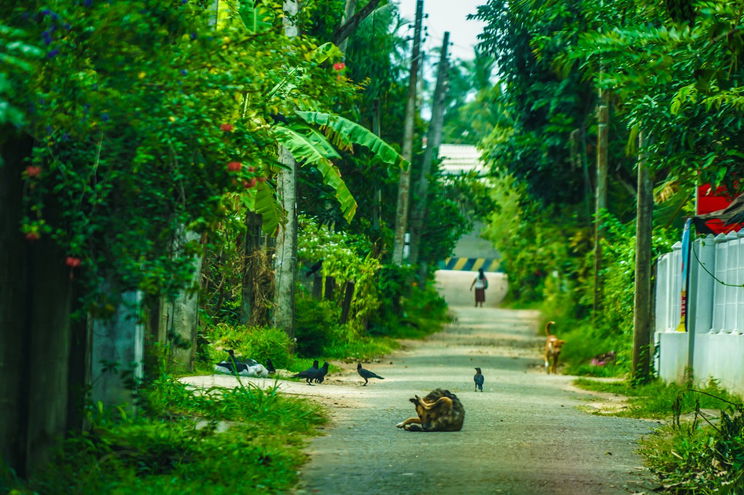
[593, 88, 609, 317]
[338, 0, 357, 54]
[632, 131, 653, 383]
[372, 99, 382, 230]
[392, 0, 424, 265]
[272, 0, 299, 338]
[409, 31, 449, 269]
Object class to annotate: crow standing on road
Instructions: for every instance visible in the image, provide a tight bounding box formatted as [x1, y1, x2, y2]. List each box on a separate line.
[474, 367, 484, 392]
[293, 360, 320, 385]
[314, 362, 330, 383]
[357, 363, 384, 386]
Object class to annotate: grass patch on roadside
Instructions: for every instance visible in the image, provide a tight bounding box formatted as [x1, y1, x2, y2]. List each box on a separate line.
[574, 377, 738, 419]
[575, 377, 744, 493]
[3, 375, 327, 495]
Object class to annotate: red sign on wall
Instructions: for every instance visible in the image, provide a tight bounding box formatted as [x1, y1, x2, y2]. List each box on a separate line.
[697, 185, 743, 234]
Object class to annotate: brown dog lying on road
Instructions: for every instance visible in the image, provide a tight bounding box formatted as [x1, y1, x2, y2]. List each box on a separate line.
[396, 389, 465, 432]
[544, 320, 565, 374]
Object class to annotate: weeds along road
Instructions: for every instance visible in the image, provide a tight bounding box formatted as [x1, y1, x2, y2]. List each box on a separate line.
[293, 306, 658, 495]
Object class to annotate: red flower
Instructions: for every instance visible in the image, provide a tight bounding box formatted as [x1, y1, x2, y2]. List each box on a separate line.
[243, 178, 257, 189]
[65, 256, 82, 268]
[25, 232, 40, 241]
[226, 161, 242, 172]
[220, 123, 234, 132]
[25, 166, 42, 177]
[333, 62, 346, 71]
[257, 176, 267, 182]
[247, 165, 256, 172]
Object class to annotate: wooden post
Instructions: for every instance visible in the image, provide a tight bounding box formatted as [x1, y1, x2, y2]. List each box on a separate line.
[632, 131, 653, 382]
[340, 282, 356, 324]
[392, 0, 424, 265]
[593, 89, 609, 317]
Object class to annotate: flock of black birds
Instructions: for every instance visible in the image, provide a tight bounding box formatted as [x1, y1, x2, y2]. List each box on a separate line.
[215, 352, 486, 390]
[292, 360, 330, 385]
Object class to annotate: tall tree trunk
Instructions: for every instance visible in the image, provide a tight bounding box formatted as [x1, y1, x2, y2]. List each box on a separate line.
[324, 275, 336, 301]
[392, 0, 424, 265]
[632, 131, 653, 383]
[240, 211, 264, 324]
[340, 282, 355, 324]
[409, 31, 450, 267]
[272, 0, 299, 337]
[593, 89, 609, 317]
[273, 0, 299, 337]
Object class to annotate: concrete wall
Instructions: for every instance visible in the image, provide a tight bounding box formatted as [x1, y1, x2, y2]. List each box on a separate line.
[655, 231, 744, 397]
[657, 332, 744, 396]
[0, 133, 83, 476]
[452, 221, 500, 260]
[435, 270, 508, 308]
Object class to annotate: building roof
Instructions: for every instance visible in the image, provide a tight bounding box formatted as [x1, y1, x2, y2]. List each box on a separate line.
[439, 144, 487, 176]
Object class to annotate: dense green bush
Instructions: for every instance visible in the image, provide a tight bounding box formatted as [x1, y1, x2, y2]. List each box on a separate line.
[201, 324, 292, 370]
[3, 376, 326, 494]
[294, 294, 342, 357]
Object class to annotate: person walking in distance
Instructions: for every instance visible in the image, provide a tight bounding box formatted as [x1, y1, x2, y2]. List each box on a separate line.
[469, 268, 488, 308]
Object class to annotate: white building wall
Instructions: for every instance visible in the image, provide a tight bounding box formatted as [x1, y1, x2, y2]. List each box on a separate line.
[655, 231, 744, 397]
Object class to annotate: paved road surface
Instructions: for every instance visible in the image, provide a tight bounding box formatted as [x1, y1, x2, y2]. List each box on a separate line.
[294, 306, 658, 495]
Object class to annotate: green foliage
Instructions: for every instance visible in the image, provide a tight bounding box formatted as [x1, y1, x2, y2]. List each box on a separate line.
[367, 267, 450, 339]
[574, 378, 738, 419]
[631, 385, 744, 493]
[0, 23, 42, 128]
[472, 0, 616, 206]
[567, 0, 744, 190]
[201, 324, 293, 370]
[483, 174, 679, 375]
[321, 334, 399, 360]
[297, 215, 383, 328]
[8, 376, 326, 494]
[3, 0, 360, 309]
[294, 294, 341, 357]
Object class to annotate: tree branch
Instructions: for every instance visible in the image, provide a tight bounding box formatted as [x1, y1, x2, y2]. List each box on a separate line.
[333, 0, 383, 47]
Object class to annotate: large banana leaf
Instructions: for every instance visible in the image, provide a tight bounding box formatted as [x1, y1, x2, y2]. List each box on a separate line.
[242, 179, 284, 235]
[295, 111, 409, 169]
[274, 124, 357, 222]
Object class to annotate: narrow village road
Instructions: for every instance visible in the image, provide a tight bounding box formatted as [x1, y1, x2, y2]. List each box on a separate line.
[293, 306, 659, 495]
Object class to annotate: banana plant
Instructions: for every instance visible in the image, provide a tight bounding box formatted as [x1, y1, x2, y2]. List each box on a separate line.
[272, 111, 409, 224]
[232, 0, 408, 231]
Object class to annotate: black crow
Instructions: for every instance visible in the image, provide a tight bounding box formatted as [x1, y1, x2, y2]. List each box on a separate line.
[293, 360, 320, 385]
[474, 367, 484, 392]
[314, 362, 330, 383]
[265, 358, 276, 375]
[357, 363, 384, 386]
[227, 349, 257, 366]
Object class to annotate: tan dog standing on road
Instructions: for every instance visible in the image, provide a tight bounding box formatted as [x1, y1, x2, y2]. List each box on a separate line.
[544, 321, 565, 374]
